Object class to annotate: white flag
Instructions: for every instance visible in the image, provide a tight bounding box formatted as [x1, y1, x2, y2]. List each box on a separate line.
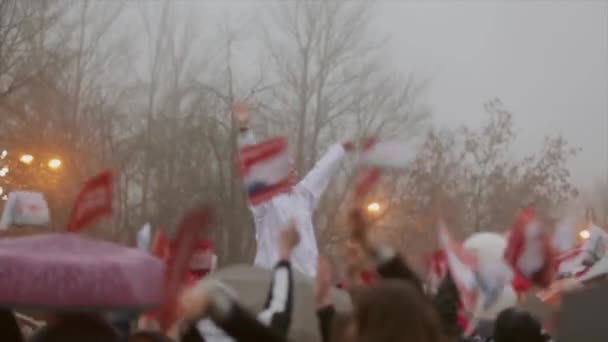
[137, 223, 152, 252]
[553, 215, 579, 253]
[581, 224, 608, 266]
[359, 141, 415, 170]
[438, 225, 479, 311]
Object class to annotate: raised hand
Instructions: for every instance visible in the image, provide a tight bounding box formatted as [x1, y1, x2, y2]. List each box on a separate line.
[232, 102, 249, 130]
[342, 136, 376, 153]
[180, 285, 211, 322]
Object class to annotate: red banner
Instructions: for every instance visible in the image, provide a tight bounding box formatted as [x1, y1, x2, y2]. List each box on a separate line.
[158, 205, 212, 332]
[67, 170, 113, 233]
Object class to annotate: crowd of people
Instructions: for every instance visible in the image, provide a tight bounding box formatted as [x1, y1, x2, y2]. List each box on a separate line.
[0, 205, 571, 342]
[0, 108, 605, 342]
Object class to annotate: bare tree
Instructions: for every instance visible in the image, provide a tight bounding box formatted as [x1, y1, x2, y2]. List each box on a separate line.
[257, 0, 429, 253]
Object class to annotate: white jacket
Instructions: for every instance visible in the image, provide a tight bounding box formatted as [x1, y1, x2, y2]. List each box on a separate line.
[239, 131, 345, 277]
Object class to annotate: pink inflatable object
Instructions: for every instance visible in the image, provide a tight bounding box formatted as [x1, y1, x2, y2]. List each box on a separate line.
[0, 233, 164, 311]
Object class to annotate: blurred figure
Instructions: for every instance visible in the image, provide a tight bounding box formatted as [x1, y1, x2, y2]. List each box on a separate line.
[340, 280, 446, 342]
[493, 308, 547, 342]
[180, 222, 300, 342]
[235, 106, 352, 277]
[0, 309, 24, 342]
[29, 314, 121, 342]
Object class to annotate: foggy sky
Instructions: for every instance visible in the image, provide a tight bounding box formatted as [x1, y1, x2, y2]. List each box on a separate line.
[125, 1, 608, 190]
[372, 1, 607, 190]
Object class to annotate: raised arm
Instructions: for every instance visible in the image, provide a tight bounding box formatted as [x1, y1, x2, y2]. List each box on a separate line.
[349, 208, 424, 293]
[296, 143, 347, 209]
[181, 280, 286, 342]
[257, 222, 299, 335]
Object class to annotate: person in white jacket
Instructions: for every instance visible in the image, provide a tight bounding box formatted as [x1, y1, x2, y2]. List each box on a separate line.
[235, 109, 352, 277]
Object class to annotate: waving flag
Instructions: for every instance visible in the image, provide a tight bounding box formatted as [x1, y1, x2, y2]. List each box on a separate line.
[425, 250, 448, 293]
[581, 224, 608, 267]
[504, 208, 554, 289]
[438, 224, 479, 312]
[239, 137, 290, 205]
[555, 242, 588, 279]
[137, 223, 152, 252]
[67, 170, 113, 233]
[159, 206, 212, 332]
[553, 215, 580, 252]
[359, 140, 415, 170]
[152, 228, 171, 260]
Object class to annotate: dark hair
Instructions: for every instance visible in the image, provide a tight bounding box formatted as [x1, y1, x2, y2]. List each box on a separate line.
[0, 309, 24, 342]
[349, 280, 446, 342]
[432, 273, 463, 339]
[493, 308, 544, 342]
[128, 330, 175, 342]
[29, 313, 121, 342]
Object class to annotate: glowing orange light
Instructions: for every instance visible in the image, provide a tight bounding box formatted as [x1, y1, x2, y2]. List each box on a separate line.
[367, 202, 381, 213]
[48, 158, 62, 170]
[19, 154, 34, 164]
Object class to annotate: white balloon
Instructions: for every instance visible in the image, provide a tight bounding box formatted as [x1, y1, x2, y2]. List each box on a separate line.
[464, 232, 507, 263]
[464, 232, 516, 320]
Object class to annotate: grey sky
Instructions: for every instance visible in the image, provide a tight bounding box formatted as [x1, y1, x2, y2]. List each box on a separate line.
[125, 1, 607, 190]
[371, 1, 607, 190]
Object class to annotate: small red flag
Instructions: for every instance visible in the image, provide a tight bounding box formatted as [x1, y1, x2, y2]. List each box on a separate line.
[152, 228, 171, 260]
[504, 208, 554, 289]
[67, 170, 113, 233]
[158, 205, 212, 332]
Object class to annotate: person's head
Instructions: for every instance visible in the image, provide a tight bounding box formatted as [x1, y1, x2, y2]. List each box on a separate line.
[128, 330, 174, 342]
[493, 308, 545, 342]
[336, 280, 446, 342]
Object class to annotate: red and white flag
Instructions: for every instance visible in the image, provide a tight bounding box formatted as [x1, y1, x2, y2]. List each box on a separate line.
[581, 224, 608, 265]
[158, 206, 212, 332]
[438, 224, 480, 312]
[359, 140, 415, 170]
[555, 242, 588, 279]
[425, 250, 448, 293]
[504, 208, 554, 289]
[553, 215, 579, 253]
[238, 136, 291, 205]
[67, 170, 113, 233]
[152, 228, 171, 260]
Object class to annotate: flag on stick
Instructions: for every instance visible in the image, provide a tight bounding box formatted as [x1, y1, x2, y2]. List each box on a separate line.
[158, 206, 212, 332]
[67, 170, 113, 233]
[438, 224, 480, 312]
[504, 208, 554, 289]
[239, 137, 291, 205]
[359, 140, 415, 170]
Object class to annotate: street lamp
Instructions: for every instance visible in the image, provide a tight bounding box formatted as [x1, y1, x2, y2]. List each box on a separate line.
[579, 229, 591, 240]
[367, 202, 381, 213]
[19, 154, 34, 165]
[47, 158, 62, 170]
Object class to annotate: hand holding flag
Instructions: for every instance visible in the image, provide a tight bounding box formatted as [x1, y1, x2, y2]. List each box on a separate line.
[158, 205, 213, 332]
